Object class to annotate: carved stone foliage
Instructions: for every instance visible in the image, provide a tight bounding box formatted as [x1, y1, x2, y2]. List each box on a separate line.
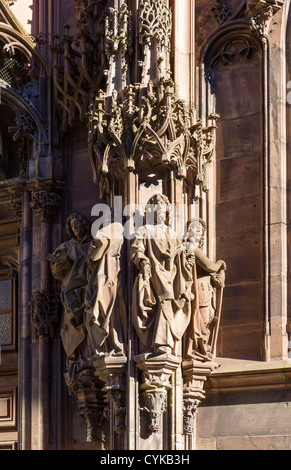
[135, 353, 181, 434]
[183, 398, 201, 435]
[75, 0, 108, 22]
[10, 200, 22, 220]
[30, 190, 61, 224]
[30, 290, 60, 338]
[88, 80, 218, 187]
[246, 0, 284, 39]
[51, 0, 217, 192]
[211, 0, 232, 25]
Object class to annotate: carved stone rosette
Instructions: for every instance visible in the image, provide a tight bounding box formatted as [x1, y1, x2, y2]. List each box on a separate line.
[182, 359, 217, 436]
[93, 355, 127, 440]
[135, 353, 181, 433]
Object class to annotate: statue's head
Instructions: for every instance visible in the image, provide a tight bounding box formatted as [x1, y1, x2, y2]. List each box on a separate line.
[185, 218, 206, 248]
[145, 194, 172, 227]
[66, 213, 91, 242]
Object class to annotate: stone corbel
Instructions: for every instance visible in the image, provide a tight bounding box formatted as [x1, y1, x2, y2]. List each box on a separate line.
[93, 355, 127, 438]
[135, 353, 181, 433]
[246, 0, 284, 39]
[66, 372, 106, 443]
[182, 359, 217, 436]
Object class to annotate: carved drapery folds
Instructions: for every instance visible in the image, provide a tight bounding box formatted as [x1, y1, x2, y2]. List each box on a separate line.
[48, 211, 128, 444]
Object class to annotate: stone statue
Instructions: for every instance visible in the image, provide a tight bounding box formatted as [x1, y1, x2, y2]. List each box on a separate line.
[131, 194, 194, 356]
[182, 218, 226, 361]
[84, 207, 127, 359]
[48, 213, 92, 380]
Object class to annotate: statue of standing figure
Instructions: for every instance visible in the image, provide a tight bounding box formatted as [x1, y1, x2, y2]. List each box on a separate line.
[49, 208, 128, 388]
[84, 207, 127, 359]
[182, 218, 226, 361]
[48, 213, 93, 384]
[131, 194, 194, 356]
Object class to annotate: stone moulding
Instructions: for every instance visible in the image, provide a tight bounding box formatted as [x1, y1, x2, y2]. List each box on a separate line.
[135, 353, 181, 433]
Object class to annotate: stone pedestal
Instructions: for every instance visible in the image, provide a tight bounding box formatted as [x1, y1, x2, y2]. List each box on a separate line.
[93, 355, 127, 449]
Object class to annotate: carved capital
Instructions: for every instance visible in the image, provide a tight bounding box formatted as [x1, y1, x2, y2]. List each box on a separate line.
[246, 0, 284, 39]
[30, 290, 60, 338]
[30, 190, 61, 223]
[183, 398, 201, 435]
[135, 353, 181, 433]
[10, 200, 22, 220]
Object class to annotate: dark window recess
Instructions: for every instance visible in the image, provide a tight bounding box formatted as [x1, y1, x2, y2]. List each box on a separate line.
[0, 279, 12, 347]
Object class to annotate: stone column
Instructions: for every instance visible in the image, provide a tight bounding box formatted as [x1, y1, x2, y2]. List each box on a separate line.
[18, 190, 32, 449]
[30, 189, 61, 450]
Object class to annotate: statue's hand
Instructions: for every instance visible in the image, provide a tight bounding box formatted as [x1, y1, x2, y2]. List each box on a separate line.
[218, 260, 226, 271]
[186, 253, 196, 267]
[142, 263, 152, 281]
